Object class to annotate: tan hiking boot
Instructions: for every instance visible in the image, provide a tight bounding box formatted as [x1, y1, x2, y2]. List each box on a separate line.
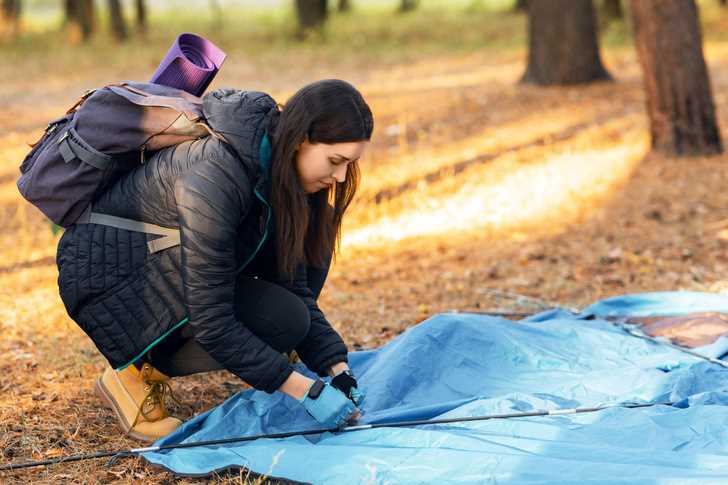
[94, 361, 186, 443]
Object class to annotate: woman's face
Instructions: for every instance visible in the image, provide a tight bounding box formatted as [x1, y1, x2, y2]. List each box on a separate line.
[295, 139, 369, 193]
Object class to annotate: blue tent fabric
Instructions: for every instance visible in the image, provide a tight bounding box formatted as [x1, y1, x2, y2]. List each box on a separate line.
[142, 291, 728, 483]
[581, 290, 728, 318]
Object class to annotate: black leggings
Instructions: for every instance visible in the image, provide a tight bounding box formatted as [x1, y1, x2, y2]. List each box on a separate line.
[137, 261, 331, 378]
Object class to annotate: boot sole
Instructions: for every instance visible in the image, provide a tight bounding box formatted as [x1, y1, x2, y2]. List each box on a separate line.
[94, 376, 157, 444]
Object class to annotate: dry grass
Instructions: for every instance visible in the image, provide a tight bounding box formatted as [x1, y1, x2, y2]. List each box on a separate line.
[3, 4, 728, 483]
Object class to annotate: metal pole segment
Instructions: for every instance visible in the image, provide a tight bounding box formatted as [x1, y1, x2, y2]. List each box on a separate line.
[0, 401, 675, 472]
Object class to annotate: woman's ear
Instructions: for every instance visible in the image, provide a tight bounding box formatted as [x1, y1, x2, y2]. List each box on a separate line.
[297, 136, 309, 151]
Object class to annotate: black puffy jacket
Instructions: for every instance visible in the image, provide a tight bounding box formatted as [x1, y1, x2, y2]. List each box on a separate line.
[55, 88, 349, 393]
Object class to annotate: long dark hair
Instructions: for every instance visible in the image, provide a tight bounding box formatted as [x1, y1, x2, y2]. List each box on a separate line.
[270, 79, 374, 281]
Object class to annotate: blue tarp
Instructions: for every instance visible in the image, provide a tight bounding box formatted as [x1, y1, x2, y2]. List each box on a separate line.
[142, 291, 728, 484]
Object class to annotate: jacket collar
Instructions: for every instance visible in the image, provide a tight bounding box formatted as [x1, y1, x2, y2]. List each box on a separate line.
[255, 131, 273, 201]
[202, 88, 279, 202]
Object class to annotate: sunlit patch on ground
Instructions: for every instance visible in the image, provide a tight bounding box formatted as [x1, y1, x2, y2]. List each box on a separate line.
[343, 140, 646, 248]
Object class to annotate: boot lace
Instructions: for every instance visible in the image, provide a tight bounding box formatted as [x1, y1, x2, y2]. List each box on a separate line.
[126, 366, 191, 434]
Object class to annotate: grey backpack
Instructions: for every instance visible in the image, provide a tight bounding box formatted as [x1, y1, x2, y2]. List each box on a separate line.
[17, 81, 222, 252]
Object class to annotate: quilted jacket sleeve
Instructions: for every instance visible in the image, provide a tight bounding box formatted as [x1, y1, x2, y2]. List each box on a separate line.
[174, 157, 294, 393]
[275, 263, 349, 378]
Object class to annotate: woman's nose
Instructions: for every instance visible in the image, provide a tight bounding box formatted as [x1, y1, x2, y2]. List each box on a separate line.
[332, 163, 347, 183]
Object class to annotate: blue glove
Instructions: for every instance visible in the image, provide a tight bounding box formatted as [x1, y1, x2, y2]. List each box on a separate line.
[298, 379, 359, 428]
[330, 369, 366, 407]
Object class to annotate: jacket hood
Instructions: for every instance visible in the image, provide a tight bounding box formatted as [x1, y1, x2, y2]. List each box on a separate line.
[202, 88, 280, 192]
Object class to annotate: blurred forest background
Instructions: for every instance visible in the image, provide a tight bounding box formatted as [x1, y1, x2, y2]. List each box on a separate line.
[3, 0, 728, 483]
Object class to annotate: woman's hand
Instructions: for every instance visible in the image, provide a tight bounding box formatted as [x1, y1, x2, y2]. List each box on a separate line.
[278, 362, 365, 418]
[330, 368, 366, 408]
[298, 379, 360, 427]
[278, 370, 315, 401]
[327, 361, 350, 376]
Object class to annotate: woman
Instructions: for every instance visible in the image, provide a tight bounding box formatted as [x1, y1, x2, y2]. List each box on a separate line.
[56, 79, 374, 442]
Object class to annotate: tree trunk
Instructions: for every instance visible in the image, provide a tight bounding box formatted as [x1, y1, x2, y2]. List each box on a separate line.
[602, 0, 623, 20]
[629, 0, 722, 156]
[1, 0, 21, 38]
[65, 0, 94, 42]
[82, 0, 94, 36]
[295, 0, 327, 38]
[338, 0, 351, 12]
[64, 0, 77, 36]
[108, 0, 127, 41]
[514, 0, 528, 11]
[64, 0, 77, 26]
[399, 0, 419, 12]
[521, 0, 611, 85]
[135, 0, 146, 34]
